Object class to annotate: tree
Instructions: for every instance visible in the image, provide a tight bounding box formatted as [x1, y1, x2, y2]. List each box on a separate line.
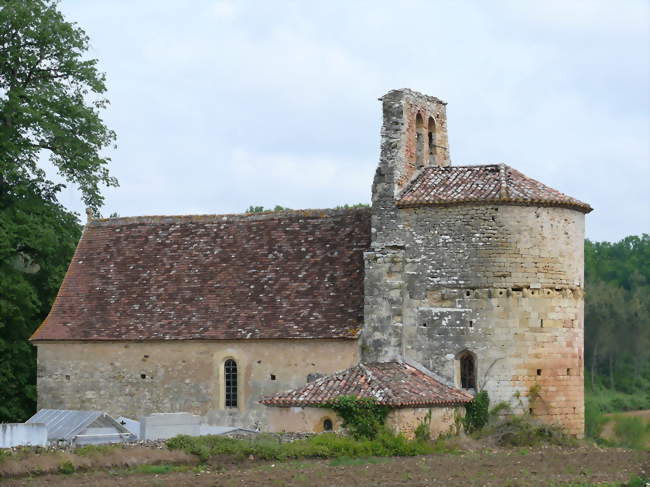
[0, 0, 114, 421]
[0, 0, 117, 210]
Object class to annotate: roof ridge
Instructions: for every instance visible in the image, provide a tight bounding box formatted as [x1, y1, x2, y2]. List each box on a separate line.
[90, 207, 370, 226]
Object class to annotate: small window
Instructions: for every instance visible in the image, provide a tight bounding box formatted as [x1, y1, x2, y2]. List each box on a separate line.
[270, 374, 276, 381]
[537, 369, 542, 376]
[65, 375, 70, 381]
[323, 418, 333, 431]
[225, 359, 238, 408]
[459, 352, 476, 389]
[415, 113, 425, 168]
[566, 368, 572, 376]
[427, 117, 436, 165]
[540, 319, 544, 328]
[140, 373, 146, 379]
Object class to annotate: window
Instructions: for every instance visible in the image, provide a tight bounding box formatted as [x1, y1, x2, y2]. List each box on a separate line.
[225, 359, 238, 407]
[415, 113, 425, 168]
[427, 117, 436, 165]
[323, 418, 333, 431]
[459, 351, 476, 389]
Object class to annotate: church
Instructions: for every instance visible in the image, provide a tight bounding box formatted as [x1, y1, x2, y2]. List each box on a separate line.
[31, 89, 591, 437]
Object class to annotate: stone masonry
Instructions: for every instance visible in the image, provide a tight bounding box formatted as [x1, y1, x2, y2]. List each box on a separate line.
[362, 89, 587, 436]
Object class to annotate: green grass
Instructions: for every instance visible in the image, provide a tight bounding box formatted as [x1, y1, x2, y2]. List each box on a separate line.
[166, 431, 436, 462]
[473, 415, 578, 448]
[585, 386, 650, 414]
[554, 476, 649, 487]
[611, 415, 650, 450]
[328, 456, 389, 467]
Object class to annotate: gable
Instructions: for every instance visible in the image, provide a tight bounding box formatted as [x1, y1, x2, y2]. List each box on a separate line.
[32, 209, 370, 341]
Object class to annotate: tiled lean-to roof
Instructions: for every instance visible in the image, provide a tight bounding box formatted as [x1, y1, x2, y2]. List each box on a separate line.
[398, 164, 592, 213]
[260, 362, 473, 408]
[31, 209, 370, 341]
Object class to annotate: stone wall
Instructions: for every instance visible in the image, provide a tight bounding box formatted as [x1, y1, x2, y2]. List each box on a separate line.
[364, 90, 586, 436]
[266, 407, 343, 433]
[35, 339, 358, 430]
[386, 407, 460, 440]
[363, 203, 585, 436]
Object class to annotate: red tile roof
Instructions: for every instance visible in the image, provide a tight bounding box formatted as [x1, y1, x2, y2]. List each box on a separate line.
[260, 362, 473, 408]
[398, 164, 592, 213]
[31, 209, 370, 341]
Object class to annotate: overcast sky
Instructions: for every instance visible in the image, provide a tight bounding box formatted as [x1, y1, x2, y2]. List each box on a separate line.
[53, 0, 649, 242]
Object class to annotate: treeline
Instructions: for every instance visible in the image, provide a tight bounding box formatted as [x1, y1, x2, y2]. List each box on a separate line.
[584, 235, 650, 403]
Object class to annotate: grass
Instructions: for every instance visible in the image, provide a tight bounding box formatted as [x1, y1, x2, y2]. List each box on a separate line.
[585, 387, 650, 414]
[554, 476, 649, 487]
[166, 431, 437, 462]
[611, 415, 650, 450]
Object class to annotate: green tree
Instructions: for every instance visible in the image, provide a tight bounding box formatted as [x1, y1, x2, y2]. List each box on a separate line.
[0, 0, 114, 421]
[1, 0, 117, 210]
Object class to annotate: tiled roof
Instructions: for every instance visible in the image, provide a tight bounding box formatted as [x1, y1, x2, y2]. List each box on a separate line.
[398, 164, 592, 213]
[31, 209, 370, 341]
[260, 362, 473, 408]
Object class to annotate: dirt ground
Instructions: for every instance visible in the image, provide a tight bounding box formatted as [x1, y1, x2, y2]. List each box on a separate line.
[1, 445, 648, 487]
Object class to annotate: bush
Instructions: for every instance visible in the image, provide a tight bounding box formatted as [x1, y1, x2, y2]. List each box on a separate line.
[476, 416, 577, 448]
[584, 399, 607, 439]
[464, 390, 490, 433]
[166, 431, 434, 462]
[324, 396, 391, 439]
[58, 460, 75, 474]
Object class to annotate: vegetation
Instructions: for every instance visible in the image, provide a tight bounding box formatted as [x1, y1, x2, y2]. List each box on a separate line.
[166, 432, 434, 463]
[584, 235, 650, 400]
[0, 0, 114, 422]
[245, 205, 291, 213]
[474, 415, 578, 448]
[323, 396, 391, 439]
[463, 390, 490, 433]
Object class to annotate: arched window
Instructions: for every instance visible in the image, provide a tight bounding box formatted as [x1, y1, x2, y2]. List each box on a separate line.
[224, 359, 238, 407]
[323, 418, 333, 431]
[427, 117, 436, 166]
[459, 351, 476, 389]
[415, 113, 425, 168]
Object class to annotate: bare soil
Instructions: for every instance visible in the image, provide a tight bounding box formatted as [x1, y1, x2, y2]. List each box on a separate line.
[2, 445, 648, 487]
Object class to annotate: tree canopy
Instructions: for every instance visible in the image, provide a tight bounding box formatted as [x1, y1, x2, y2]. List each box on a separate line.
[0, 0, 113, 421]
[0, 0, 117, 210]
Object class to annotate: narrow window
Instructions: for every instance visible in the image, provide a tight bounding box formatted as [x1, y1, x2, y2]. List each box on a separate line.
[427, 117, 436, 165]
[460, 352, 476, 389]
[567, 368, 572, 376]
[415, 113, 425, 168]
[537, 369, 542, 376]
[225, 359, 238, 408]
[323, 418, 333, 431]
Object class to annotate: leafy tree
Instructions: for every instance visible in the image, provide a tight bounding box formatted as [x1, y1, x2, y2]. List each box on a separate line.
[0, 0, 114, 421]
[0, 0, 117, 211]
[584, 234, 650, 409]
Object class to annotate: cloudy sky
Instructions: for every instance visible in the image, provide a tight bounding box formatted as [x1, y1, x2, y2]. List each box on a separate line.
[54, 0, 649, 242]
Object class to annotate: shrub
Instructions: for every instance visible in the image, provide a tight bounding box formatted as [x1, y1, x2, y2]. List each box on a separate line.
[414, 409, 432, 442]
[476, 415, 577, 447]
[324, 396, 391, 439]
[58, 460, 75, 474]
[464, 390, 490, 433]
[166, 431, 433, 462]
[584, 399, 607, 439]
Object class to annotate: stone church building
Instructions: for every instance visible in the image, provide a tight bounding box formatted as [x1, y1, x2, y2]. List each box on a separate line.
[31, 89, 591, 437]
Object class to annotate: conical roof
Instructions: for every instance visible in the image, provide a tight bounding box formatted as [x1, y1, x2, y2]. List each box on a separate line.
[398, 164, 592, 213]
